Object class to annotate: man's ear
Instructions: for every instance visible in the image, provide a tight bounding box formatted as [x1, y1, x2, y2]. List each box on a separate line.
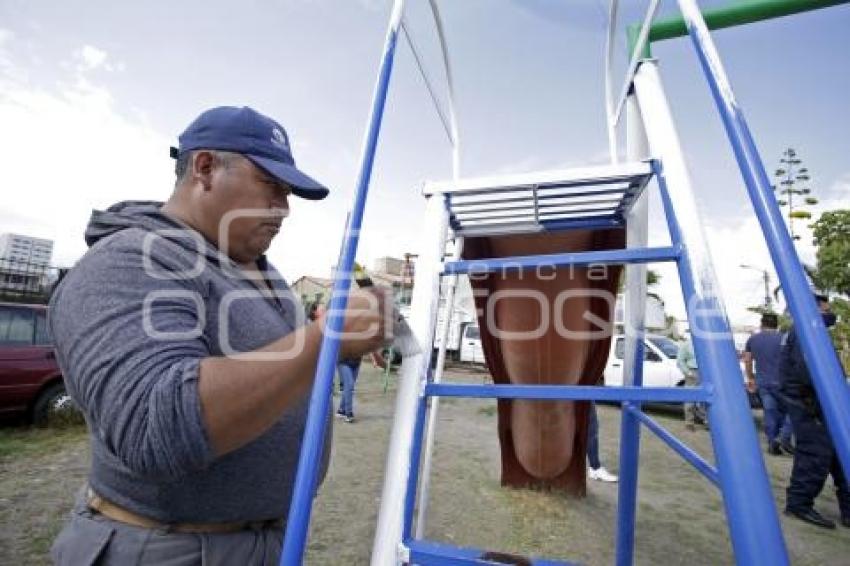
[192, 151, 216, 191]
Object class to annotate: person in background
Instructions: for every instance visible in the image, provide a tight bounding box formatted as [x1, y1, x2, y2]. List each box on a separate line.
[586, 401, 618, 482]
[336, 358, 360, 423]
[336, 350, 386, 423]
[780, 293, 849, 529]
[745, 313, 793, 456]
[307, 302, 324, 322]
[677, 333, 707, 431]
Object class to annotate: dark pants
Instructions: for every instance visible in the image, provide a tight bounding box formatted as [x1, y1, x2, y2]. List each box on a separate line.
[587, 402, 601, 470]
[683, 370, 706, 424]
[785, 400, 850, 517]
[758, 383, 792, 445]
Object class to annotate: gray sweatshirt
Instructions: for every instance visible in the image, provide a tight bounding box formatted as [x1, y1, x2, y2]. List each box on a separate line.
[49, 201, 329, 523]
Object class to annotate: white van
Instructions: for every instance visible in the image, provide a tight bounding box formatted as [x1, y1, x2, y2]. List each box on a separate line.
[432, 306, 475, 360]
[459, 325, 485, 364]
[603, 334, 684, 388]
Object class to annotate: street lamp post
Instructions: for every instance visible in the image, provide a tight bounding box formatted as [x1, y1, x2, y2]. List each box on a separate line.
[740, 264, 772, 311]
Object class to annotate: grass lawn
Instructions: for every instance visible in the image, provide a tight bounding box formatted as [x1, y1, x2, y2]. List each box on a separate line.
[1, 365, 848, 564]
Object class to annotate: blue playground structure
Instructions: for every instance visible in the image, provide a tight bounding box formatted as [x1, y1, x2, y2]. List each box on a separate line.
[281, 1, 850, 564]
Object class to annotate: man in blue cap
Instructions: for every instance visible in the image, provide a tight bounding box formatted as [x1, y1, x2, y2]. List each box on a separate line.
[49, 106, 390, 564]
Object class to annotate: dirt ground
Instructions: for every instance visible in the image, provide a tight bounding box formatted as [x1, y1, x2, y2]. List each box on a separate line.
[1, 364, 848, 565]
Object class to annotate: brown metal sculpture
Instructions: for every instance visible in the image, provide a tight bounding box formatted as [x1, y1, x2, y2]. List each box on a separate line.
[463, 228, 624, 495]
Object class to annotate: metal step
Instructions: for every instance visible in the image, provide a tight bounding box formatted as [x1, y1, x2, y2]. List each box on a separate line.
[405, 539, 578, 565]
[442, 245, 680, 276]
[424, 383, 710, 404]
[423, 161, 654, 237]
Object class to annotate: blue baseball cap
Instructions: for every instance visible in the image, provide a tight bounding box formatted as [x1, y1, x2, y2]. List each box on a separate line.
[172, 106, 329, 200]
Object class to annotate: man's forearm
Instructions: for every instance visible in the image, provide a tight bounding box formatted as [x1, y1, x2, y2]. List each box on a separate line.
[198, 320, 326, 456]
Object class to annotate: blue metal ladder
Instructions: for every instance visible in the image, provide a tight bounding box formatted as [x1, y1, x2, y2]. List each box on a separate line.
[370, 155, 776, 566]
[280, 2, 850, 564]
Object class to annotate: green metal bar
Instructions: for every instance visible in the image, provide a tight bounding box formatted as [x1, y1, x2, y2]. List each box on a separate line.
[628, 0, 850, 57]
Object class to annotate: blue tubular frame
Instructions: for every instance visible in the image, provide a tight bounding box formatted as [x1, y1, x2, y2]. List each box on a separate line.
[654, 159, 788, 565]
[403, 391, 430, 540]
[615, 338, 644, 566]
[280, 2, 405, 563]
[678, 0, 850, 482]
[279, 2, 847, 562]
[443, 246, 680, 275]
[405, 539, 577, 565]
[456, 216, 625, 236]
[624, 405, 720, 487]
[424, 383, 709, 403]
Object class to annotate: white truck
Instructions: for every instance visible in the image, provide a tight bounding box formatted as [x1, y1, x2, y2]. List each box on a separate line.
[603, 334, 684, 387]
[459, 324, 485, 364]
[432, 305, 475, 361]
[397, 303, 476, 362]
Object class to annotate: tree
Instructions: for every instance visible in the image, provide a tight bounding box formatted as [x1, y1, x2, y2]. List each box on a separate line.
[811, 208, 850, 247]
[811, 210, 850, 296]
[617, 268, 661, 299]
[829, 297, 850, 373]
[773, 147, 818, 241]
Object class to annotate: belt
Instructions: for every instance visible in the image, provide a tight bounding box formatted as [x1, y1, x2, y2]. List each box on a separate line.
[86, 488, 284, 534]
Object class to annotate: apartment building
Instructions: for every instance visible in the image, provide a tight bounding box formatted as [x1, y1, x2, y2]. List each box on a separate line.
[0, 233, 55, 294]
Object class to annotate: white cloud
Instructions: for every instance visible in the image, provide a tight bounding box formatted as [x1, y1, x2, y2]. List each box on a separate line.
[0, 34, 352, 281]
[355, 0, 387, 12]
[77, 45, 107, 70]
[0, 35, 363, 281]
[646, 172, 850, 328]
[72, 44, 125, 73]
[0, 28, 17, 77]
[0, 37, 171, 266]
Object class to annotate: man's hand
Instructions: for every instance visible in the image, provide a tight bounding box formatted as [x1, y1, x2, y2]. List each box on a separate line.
[332, 288, 393, 359]
[199, 287, 393, 457]
[746, 379, 757, 394]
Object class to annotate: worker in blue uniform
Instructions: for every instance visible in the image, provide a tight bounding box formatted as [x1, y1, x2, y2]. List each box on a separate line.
[780, 294, 850, 529]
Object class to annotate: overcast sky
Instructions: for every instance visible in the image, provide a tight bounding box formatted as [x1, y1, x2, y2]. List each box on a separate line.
[1, 0, 848, 325]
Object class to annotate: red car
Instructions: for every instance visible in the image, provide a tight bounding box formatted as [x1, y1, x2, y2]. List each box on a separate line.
[0, 302, 74, 425]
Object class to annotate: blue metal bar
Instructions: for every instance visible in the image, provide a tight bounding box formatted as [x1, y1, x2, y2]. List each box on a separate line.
[403, 391, 430, 540]
[615, 339, 644, 566]
[455, 217, 624, 237]
[424, 383, 709, 403]
[280, 3, 405, 563]
[538, 217, 625, 231]
[405, 539, 578, 566]
[678, 0, 850, 486]
[625, 404, 720, 487]
[443, 245, 680, 275]
[653, 156, 788, 565]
